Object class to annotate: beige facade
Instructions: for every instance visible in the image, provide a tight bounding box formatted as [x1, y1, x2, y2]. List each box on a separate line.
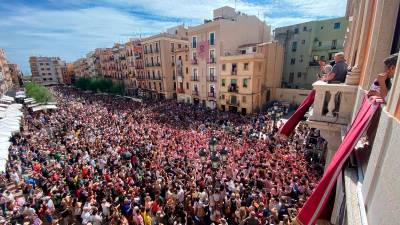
[174, 44, 191, 102]
[141, 26, 189, 100]
[188, 6, 271, 109]
[306, 0, 400, 224]
[8, 64, 22, 88]
[218, 42, 283, 114]
[124, 39, 144, 96]
[0, 49, 13, 94]
[29, 56, 67, 85]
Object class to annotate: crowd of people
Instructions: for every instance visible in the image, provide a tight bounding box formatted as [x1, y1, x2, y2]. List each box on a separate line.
[0, 87, 324, 225]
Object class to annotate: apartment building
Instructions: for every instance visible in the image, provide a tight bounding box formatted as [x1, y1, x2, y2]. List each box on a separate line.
[188, 6, 271, 109]
[304, 0, 400, 224]
[124, 39, 144, 96]
[174, 44, 190, 102]
[274, 17, 347, 89]
[66, 63, 74, 85]
[0, 49, 13, 94]
[218, 42, 283, 114]
[29, 56, 67, 85]
[141, 25, 189, 100]
[8, 64, 22, 88]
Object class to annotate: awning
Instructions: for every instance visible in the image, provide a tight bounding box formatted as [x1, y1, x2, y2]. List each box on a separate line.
[278, 90, 316, 136]
[32, 105, 58, 112]
[295, 96, 382, 225]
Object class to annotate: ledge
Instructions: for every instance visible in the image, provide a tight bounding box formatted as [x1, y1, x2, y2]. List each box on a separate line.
[312, 81, 358, 93]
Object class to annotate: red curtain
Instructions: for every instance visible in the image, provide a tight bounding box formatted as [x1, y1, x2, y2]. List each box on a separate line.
[278, 90, 316, 137]
[295, 96, 382, 225]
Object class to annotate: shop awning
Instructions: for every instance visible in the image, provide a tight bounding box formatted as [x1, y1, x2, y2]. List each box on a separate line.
[278, 90, 315, 137]
[294, 96, 382, 225]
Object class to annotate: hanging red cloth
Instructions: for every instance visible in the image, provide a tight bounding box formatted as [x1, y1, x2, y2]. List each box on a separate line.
[294, 96, 382, 225]
[278, 90, 316, 137]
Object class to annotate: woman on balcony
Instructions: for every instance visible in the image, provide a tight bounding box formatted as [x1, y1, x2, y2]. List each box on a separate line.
[367, 53, 398, 101]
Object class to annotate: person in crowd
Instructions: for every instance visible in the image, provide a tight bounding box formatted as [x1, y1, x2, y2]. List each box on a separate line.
[321, 52, 348, 83]
[367, 53, 398, 100]
[0, 87, 324, 225]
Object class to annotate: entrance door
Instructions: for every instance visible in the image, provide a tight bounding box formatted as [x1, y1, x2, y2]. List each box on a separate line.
[241, 108, 247, 115]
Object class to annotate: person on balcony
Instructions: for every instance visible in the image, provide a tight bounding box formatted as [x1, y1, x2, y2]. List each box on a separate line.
[317, 59, 332, 79]
[367, 53, 398, 100]
[321, 52, 347, 83]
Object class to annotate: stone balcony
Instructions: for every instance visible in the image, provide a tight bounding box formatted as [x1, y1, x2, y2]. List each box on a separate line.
[307, 81, 358, 169]
[309, 81, 358, 125]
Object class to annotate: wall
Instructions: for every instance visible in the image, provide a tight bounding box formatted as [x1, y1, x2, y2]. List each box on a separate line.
[274, 88, 311, 105]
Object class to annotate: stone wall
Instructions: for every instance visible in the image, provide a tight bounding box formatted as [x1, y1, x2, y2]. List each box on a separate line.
[273, 88, 311, 105]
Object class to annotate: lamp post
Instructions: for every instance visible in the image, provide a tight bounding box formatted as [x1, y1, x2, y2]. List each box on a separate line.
[220, 147, 228, 162]
[211, 154, 220, 170]
[199, 148, 207, 162]
[209, 136, 218, 153]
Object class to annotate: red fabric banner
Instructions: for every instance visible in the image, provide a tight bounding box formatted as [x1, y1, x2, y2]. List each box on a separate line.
[196, 41, 209, 60]
[295, 96, 382, 225]
[278, 89, 316, 137]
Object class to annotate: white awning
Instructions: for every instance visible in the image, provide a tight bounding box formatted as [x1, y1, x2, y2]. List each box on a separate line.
[32, 104, 58, 112]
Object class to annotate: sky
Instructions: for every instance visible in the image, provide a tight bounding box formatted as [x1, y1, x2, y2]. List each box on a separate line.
[0, 0, 347, 74]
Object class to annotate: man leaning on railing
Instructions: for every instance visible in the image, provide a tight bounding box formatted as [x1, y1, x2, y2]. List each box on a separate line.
[320, 52, 348, 83]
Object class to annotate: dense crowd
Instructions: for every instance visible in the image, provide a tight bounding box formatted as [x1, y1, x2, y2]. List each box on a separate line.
[0, 87, 323, 225]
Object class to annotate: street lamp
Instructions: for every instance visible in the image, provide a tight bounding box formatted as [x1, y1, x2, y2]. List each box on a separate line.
[199, 148, 207, 161]
[209, 136, 218, 152]
[211, 154, 220, 169]
[220, 147, 228, 162]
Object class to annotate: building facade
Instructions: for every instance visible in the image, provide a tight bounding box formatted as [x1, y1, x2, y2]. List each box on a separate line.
[0, 49, 13, 94]
[29, 56, 67, 85]
[174, 44, 191, 103]
[306, 0, 400, 224]
[218, 42, 283, 114]
[141, 25, 189, 100]
[275, 17, 347, 89]
[188, 6, 271, 109]
[8, 64, 22, 88]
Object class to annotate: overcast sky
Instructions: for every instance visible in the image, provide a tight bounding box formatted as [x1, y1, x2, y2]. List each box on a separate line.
[0, 0, 347, 73]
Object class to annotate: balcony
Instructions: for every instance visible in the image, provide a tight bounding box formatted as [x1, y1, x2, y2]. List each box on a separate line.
[208, 92, 216, 98]
[309, 61, 320, 67]
[192, 90, 199, 96]
[155, 62, 161, 67]
[207, 76, 216, 82]
[191, 59, 198, 65]
[226, 99, 239, 106]
[308, 81, 358, 125]
[177, 88, 185, 94]
[191, 76, 199, 81]
[208, 57, 216, 64]
[228, 85, 238, 93]
[231, 70, 237, 75]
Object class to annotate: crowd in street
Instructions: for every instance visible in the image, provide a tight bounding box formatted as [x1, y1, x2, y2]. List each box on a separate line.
[0, 87, 324, 225]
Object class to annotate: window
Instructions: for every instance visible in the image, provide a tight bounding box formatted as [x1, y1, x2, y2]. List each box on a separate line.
[303, 26, 307, 31]
[294, 28, 299, 34]
[320, 55, 326, 60]
[329, 52, 336, 60]
[159, 83, 162, 90]
[231, 64, 237, 75]
[178, 44, 181, 48]
[252, 46, 257, 52]
[221, 94, 225, 99]
[300, 55, 304, 63]
[43, 78, 46, 81]
[192, 36, 197, 48]
[292, 41, 297, 52]
[290, 58, 296, 65]
[222, 79, 226, 86]
[243, 79, 248, 88]
[242, 96, 246, 103]
[185, 54, 188, 61]
[186, 67, 189, 74]
[173, 82, 176, 90]
[301, 40, 305, 44]
[334, 22, 341, 29]
[331, 39, 337, 49]
[318, 41, 322, 47]
[171, 43, 175, 52]
[222, 64, 226, 71]
[321, 26, 324, 30]
[40, 63, 43, 66]
[297, 72, 302, 78]
[244, 63, 249, 71]
[313, 55, 319, 61]
[209, 32, 215, 45]
[49, 77, 53, 80]
[186, 82, 189, 89]
[289, 72, 294, 83]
